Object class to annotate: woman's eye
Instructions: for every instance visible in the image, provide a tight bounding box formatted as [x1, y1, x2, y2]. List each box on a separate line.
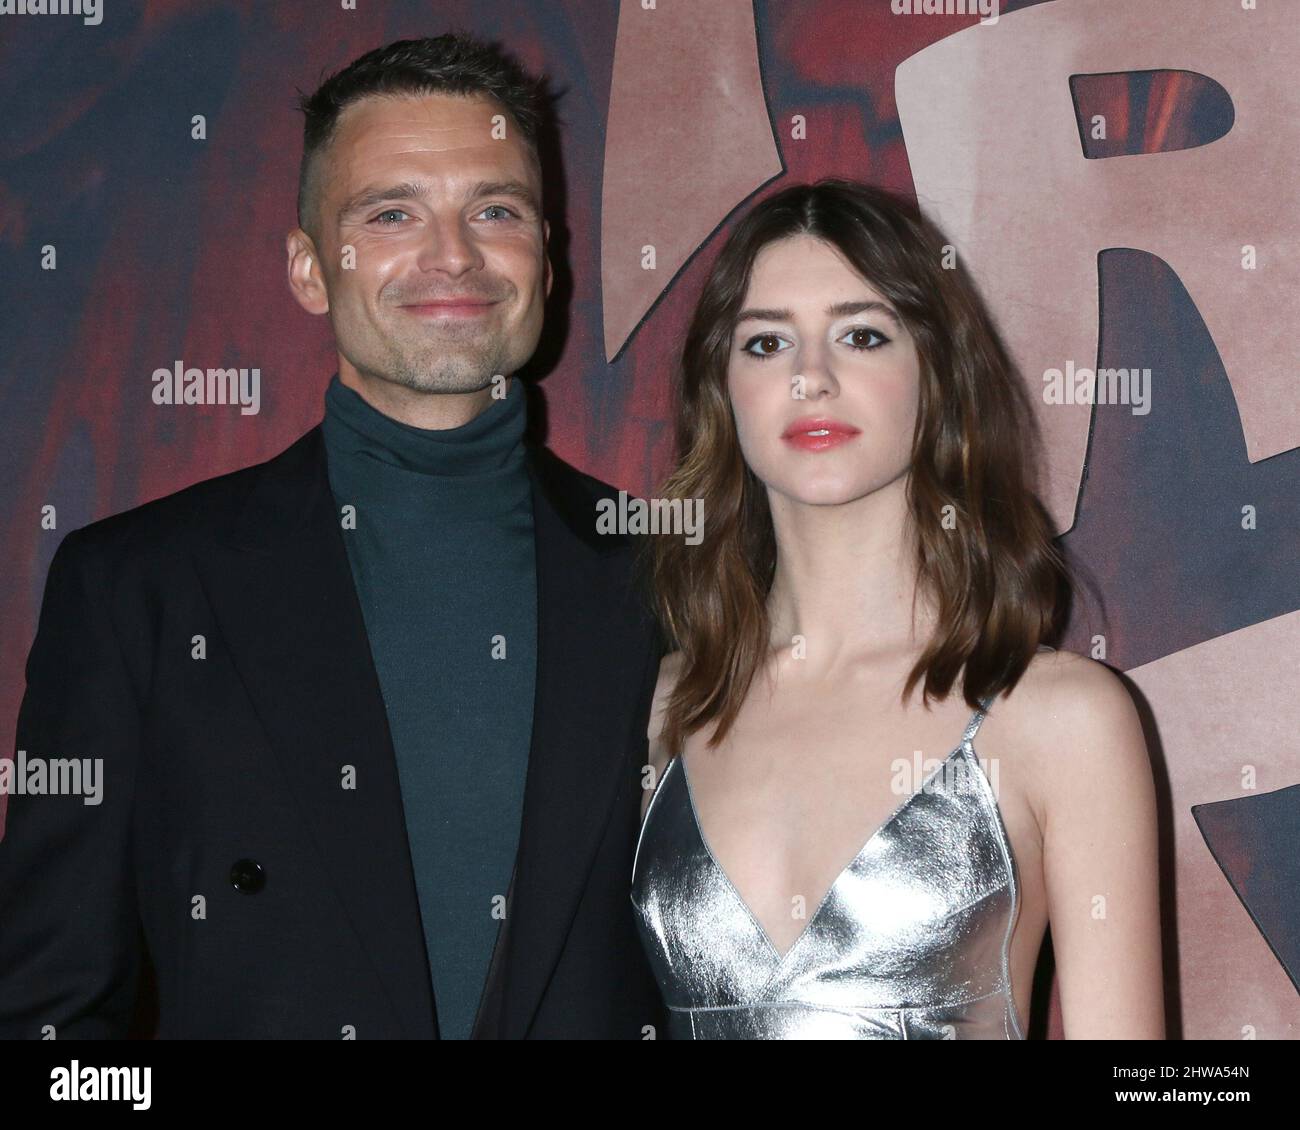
[841, 326, 889, 350]
[743, 333, 789, 359]
[742, 326, 889, 359]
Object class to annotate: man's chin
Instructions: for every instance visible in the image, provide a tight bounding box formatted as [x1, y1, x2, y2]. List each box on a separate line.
[383, 360, 501, 395]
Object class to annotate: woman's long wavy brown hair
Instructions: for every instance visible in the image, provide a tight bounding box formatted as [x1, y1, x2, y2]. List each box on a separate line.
[638, 178, 1073, 758]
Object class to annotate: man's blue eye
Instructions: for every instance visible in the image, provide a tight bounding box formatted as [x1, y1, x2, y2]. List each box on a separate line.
[370, 204, 516, 226]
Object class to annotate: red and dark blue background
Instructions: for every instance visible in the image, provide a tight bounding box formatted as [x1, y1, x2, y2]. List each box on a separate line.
[1, 0, 1296, 1039]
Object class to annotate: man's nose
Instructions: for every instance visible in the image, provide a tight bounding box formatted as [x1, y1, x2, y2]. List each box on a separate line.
[414, 213, 483, 276]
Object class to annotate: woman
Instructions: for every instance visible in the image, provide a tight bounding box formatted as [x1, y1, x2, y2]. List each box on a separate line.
[631, 179, 1164, 1040]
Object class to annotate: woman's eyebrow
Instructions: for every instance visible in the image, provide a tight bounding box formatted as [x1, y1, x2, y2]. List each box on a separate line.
[735, 300, 901, 328]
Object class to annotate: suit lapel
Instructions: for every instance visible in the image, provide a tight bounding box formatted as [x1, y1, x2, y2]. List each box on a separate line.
[193, 426, 438, 1039]
[194, 425, 645, 1041]
[473, 443, 648, 1037]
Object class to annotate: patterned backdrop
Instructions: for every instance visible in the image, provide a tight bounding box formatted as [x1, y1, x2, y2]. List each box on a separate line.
[1, 0, 1296, 1039]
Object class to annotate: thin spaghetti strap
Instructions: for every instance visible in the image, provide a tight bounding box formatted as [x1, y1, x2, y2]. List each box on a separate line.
[961, 693, 994, 752]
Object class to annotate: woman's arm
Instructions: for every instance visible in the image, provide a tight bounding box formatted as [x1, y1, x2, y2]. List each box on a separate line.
[1039, 654, 1165, 1038]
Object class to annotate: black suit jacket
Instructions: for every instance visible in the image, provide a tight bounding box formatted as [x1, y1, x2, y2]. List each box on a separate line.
[0, 422, 669, 1039]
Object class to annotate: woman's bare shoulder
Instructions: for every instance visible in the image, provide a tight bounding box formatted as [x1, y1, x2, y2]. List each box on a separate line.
[1008, 646, 1140, 728]
[1000, 646, 1153, 822]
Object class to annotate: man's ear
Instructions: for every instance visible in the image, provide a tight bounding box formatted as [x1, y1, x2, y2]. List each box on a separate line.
[543, 218, 553, 300]
[286, 228, 329, 315]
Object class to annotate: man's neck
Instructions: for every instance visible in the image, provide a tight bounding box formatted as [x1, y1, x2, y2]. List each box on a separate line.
[339, 366, 505, 430]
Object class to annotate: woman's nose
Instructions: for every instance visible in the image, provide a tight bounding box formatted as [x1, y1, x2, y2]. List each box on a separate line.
[792, 350, 839, 401]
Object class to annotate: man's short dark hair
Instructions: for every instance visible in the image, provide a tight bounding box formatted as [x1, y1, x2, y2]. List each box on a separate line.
[294, 31, 554, 240]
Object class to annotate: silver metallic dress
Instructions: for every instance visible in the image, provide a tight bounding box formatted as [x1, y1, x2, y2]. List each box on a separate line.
[630, 695, 1025, 1039]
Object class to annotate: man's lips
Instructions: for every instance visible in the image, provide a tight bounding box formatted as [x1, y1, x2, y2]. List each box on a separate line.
[398, 298, 498, 318]
[781, 417, 861, 451]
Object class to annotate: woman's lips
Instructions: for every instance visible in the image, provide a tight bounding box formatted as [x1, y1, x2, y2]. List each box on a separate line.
[781, 418, 861, 452]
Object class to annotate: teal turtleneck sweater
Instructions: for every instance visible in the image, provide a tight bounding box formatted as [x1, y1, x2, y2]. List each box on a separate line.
[320, 373, 537, 1039]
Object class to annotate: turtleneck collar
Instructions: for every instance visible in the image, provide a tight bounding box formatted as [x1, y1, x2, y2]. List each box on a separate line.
[322, 372, 528, 478]
[318, 371, 527, 517]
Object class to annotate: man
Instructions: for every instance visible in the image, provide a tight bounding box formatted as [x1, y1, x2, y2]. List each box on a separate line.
[0, 33, 667, 1039]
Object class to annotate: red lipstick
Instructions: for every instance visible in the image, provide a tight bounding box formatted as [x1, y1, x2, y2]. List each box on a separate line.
[781, 416, 861, 452]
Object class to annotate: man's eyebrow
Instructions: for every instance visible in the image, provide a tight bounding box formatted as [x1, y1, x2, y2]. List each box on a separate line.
[734, 300, 902, 329]
[338, 181, 425, 223]
[468, 179, 541, 214]
[337, 178, 541, 223]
